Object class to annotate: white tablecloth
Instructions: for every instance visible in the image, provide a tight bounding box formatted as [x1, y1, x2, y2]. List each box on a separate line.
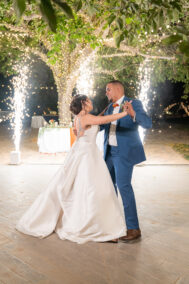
[37, 127, 71, 153]
[37, 127, 105, 154]
[31, 116, 46, 128]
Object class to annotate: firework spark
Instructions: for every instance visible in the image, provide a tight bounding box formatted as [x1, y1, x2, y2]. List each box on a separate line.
[10, 65, 28, 163]
[138, 59, 152, 143]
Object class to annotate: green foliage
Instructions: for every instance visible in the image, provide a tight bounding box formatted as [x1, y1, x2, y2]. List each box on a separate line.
[10, 0, 75, 35]
[172, 143, 189, 160]
[101, 0, 185, 47]
[95, 48, 142, 97]
[162, 35, 183, 45]
[162, 20, 189, 59]
[0, 34, 23, 76]
[179, 41, 189, 57]
[43, 13, 100, 65]
[12, 0, 74, 23]
[13, 0, 26, 18]
[0, 0, 101, 70]
[53, 0, 74, 18]
[151, 58, 189, 94]
[2, 0, 186, 65]
[10, 0, 189, 59]
[95, 44, 189, 98]
[75, 0, 82, 12]
[0, 0, 189, 99]
[114, 32, 124, 48]
[39, 0, 57, 32]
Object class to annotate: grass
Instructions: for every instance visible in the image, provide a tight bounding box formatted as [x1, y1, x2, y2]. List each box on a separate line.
[172, 144, 189, 160]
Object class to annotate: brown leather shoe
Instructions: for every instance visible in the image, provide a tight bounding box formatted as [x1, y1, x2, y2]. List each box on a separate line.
[119, 229, 141, 242]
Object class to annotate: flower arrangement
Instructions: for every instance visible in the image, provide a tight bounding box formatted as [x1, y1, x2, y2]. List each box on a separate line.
[46, 119, 58, 128]
[49, 119, 55, 125]
[38, 121, 72, 138]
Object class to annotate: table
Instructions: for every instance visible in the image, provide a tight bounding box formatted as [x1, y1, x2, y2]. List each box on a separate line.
[37, 127, 76, 153]
[31, 116, 46, 128]
[37, 127, 104, 154]
[43, 115, 59, 123]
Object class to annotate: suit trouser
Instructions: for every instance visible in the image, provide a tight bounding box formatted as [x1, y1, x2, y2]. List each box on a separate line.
[105, 145, 139, 230]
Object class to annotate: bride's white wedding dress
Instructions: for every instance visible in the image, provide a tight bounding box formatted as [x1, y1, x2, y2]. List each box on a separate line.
[16, 125, 126, 244]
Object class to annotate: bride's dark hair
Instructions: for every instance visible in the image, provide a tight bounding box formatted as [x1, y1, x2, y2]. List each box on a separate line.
[70, 95, 88, 115]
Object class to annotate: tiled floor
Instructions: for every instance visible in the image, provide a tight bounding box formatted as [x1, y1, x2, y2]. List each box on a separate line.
[0, 164, 189, 283]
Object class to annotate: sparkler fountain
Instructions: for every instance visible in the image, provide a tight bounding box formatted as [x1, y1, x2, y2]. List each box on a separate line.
[10, 65, 28, 164]
[138, 59, 152, 143]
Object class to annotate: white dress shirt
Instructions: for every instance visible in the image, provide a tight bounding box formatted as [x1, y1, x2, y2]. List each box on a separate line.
[108, 96, 124, 146]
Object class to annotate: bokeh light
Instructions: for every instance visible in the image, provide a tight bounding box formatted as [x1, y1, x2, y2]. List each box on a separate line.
[76, 51, 96, 97]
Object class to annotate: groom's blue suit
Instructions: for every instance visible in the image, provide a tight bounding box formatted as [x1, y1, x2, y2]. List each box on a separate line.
[101, 96, 152, 230]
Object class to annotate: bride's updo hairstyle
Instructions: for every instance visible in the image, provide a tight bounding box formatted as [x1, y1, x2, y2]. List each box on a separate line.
[70, 95, 88, 115]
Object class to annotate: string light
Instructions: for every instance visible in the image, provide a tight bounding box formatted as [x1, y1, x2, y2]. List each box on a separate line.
[0, 22, 98, 127]
[76, 51, 96, 97]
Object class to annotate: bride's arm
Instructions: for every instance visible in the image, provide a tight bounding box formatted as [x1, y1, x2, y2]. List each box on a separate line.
[83, 111, 127, 126]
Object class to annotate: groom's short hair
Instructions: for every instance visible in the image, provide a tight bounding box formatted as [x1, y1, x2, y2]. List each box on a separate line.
[107, 80, 124, 88]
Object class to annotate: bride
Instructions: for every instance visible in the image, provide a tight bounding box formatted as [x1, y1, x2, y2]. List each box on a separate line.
[16, 95, 128, 244]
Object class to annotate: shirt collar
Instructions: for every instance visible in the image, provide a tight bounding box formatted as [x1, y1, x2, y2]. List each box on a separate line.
[115, 95, 124, 105]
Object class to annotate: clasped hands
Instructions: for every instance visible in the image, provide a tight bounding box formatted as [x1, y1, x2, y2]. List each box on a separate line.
[123, 101, 135, 119]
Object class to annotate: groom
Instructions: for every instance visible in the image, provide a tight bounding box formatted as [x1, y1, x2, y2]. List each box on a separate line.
[101, 80, 152, 242]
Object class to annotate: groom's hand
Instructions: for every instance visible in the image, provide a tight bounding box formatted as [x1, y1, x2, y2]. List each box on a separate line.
[124, 101, 135, 119]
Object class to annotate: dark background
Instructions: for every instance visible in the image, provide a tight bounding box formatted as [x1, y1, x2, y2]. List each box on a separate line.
[0, 59, 188, 127]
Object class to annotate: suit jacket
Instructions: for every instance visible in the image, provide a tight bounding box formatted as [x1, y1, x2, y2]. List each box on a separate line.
[100, 96, 152, 165]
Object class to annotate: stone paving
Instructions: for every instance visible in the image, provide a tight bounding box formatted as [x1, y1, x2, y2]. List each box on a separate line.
[0, 121, 189, 283]
[0, 164, 189, 284]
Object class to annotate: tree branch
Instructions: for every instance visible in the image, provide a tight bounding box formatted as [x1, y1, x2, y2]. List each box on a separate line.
[164, 102, 189, 116]
[181, 102, 189, 116]
[0, 23, 35, 37]
[23, 14, 42, 21]
[103, 38, 175, 60]
[93, 69, 118, 79]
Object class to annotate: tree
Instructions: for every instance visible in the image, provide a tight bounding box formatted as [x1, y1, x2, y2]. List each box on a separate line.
[13, 0, 189, 58]
[1, 1, 102, 125]
[0, 0, 189, 125]
[94, 47, 189, 95]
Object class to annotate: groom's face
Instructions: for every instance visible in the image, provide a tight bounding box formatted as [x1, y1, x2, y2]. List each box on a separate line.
[106, 83, 117, 103]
